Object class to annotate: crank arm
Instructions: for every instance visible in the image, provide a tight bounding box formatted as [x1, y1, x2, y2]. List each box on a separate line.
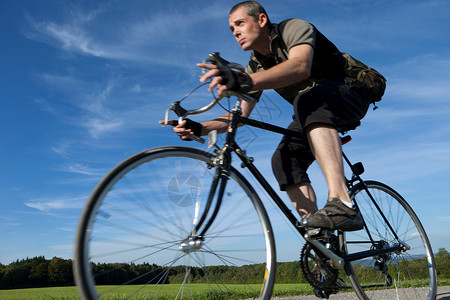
[304, 230, 344, 269]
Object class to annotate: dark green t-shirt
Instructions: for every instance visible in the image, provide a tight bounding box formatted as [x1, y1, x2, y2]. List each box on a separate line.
[246, 19, 346, 103]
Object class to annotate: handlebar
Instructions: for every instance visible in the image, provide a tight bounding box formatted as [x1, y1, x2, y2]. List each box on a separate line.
[203, 52, 255, 102]
[203, 52, 245, 73]
[163, 52, 256, 143]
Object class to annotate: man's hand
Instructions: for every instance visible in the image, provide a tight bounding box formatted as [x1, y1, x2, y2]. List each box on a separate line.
[158, 119, 203, 141]
[217, 66, 253, 93]
[197, 63, 253, 97]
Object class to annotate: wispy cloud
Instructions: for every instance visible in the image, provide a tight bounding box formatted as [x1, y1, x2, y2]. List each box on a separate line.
[22, 2, 233, 144]
[25, 195, 86, 212]
[24, 2, 110, 58]
[24, 2, 228, 65]
[51, 141, 72, 158]
[0, 216, 21, 227]
[61, 163, 106, 176]
[84, 117, 125, 138]
[40, 22, 106, 57]
[385, 53, 450, 101]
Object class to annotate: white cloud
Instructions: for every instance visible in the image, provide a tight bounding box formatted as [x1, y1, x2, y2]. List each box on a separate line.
[62, 163, 105, 176]
[43, 22, 106, 57]
[25, 195, 86, 212]
[388, 78, 450, 101]
[0, 216, 21, 227]
[384, 53, 450, 101]
[51, 141, 71, 158]
[85, 117, 124, 138]
[24, 2, 228, 65]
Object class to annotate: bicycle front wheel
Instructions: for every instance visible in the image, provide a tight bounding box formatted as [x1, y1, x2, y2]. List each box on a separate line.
[73, 146, 276, 300]
[342, 180, 437, 299]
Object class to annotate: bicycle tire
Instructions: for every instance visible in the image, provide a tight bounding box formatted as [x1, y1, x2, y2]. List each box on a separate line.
[341, 180, 437, 299]
[73, 146, 276, 300]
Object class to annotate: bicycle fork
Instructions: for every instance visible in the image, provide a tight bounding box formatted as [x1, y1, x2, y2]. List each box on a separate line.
[179, 152, 231, 253]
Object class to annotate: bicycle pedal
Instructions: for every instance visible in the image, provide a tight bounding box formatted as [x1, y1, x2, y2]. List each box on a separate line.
[313, 288, 331, 299]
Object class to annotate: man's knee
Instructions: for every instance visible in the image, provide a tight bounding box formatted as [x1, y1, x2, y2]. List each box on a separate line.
[271, 149, 283, 184]
[271, 148, 312, 191]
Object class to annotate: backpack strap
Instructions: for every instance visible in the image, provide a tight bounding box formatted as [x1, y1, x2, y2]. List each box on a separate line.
[248, 20, 291, 73]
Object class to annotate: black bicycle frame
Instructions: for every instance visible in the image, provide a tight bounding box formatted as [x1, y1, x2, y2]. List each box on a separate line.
[191, 108, 404, 263]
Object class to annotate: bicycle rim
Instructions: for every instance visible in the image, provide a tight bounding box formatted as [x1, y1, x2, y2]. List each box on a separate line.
[342, 180, 437, 299]
[73, 146, 276, 300]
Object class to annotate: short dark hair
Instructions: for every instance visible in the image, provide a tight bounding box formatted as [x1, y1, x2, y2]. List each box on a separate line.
[229, 1, 271, 26]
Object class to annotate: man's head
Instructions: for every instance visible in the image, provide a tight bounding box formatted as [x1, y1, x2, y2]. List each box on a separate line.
[229, 1, 271, 26]
[228, 1, 271, 53]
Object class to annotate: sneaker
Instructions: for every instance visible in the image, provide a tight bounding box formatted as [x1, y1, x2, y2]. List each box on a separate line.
[301, 198, 363, 231]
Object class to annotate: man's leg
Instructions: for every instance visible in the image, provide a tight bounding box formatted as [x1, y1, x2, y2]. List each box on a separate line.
[271, 120, 318, 218]
[286, 182, 318, 218]
[301, 123, 363, 231]
[306, 124, 351, 204]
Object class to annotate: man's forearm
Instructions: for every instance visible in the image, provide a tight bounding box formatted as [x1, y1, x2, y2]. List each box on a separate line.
[200, 113, 232, 135]
[199, 98, 256, 136]
[250, 44, 314, 91]
[251, 57, 311, 91]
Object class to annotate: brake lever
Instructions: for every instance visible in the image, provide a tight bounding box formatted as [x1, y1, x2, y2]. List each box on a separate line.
[203, 52, 245, 72]
[163, 102, 205, 144]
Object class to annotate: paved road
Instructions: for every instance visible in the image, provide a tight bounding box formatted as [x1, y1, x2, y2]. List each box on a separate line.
[273, 285, 450, 299]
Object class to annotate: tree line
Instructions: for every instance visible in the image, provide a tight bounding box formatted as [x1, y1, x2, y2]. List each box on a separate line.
[1, 248, 449, 290]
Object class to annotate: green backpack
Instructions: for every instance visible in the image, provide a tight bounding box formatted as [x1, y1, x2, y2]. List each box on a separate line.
[342, 53, 387, 103]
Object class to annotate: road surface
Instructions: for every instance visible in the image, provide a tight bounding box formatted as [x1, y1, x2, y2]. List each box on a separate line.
[272, 285, 450, 299]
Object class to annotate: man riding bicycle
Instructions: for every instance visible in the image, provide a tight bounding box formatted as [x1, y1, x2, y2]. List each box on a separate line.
[161, 1, 372, 231]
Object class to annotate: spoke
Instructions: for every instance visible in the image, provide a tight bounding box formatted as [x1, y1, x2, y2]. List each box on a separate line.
[345, 181, 436, 299]
[91, 239, 182, 260]
[74, 149, 275, 300]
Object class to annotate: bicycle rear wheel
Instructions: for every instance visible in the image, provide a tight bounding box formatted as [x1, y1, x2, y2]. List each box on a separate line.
[342, 180, 437, 299]
[73, 146, 276, 300]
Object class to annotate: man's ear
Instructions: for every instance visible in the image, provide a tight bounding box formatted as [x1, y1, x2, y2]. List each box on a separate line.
[258, 13, 268, 28]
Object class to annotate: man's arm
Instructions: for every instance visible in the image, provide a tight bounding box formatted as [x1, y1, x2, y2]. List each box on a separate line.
[197, 44, 314, 97]
[159, 99, 257, 140]
[200, 99, 256, 135]
[251, 44, 313, 90]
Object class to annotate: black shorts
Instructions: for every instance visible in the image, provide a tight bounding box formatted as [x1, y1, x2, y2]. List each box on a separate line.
[271, 77, 370, 191]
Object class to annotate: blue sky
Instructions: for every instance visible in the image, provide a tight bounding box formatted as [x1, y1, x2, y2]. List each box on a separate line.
[1, 0, 450, 265]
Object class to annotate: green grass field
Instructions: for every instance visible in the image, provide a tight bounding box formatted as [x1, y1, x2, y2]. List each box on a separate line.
[1, 280, 448, 299]
[0, 283, 314, 300]
[0, 286, 80, 299]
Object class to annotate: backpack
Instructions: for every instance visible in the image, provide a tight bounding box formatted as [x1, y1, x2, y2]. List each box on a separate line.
[255, 20, 387, 103]
[342, 53, 387, 103]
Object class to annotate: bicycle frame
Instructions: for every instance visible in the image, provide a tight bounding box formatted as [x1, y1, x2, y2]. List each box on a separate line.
[188, 98, 407, 268]
[72, 51, 435, 300]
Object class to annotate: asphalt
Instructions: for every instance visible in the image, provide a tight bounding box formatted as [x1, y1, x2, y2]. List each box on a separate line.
[272, 285, 450, 299]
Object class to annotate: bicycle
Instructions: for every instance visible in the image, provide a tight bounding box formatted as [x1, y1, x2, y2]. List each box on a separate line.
[73, 53, 437, 300]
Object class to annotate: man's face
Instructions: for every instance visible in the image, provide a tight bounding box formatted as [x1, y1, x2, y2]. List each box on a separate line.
[228, 7, 264, 51]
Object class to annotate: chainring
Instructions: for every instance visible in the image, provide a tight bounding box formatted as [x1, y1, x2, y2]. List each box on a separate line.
[300, 232, 340, 296]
